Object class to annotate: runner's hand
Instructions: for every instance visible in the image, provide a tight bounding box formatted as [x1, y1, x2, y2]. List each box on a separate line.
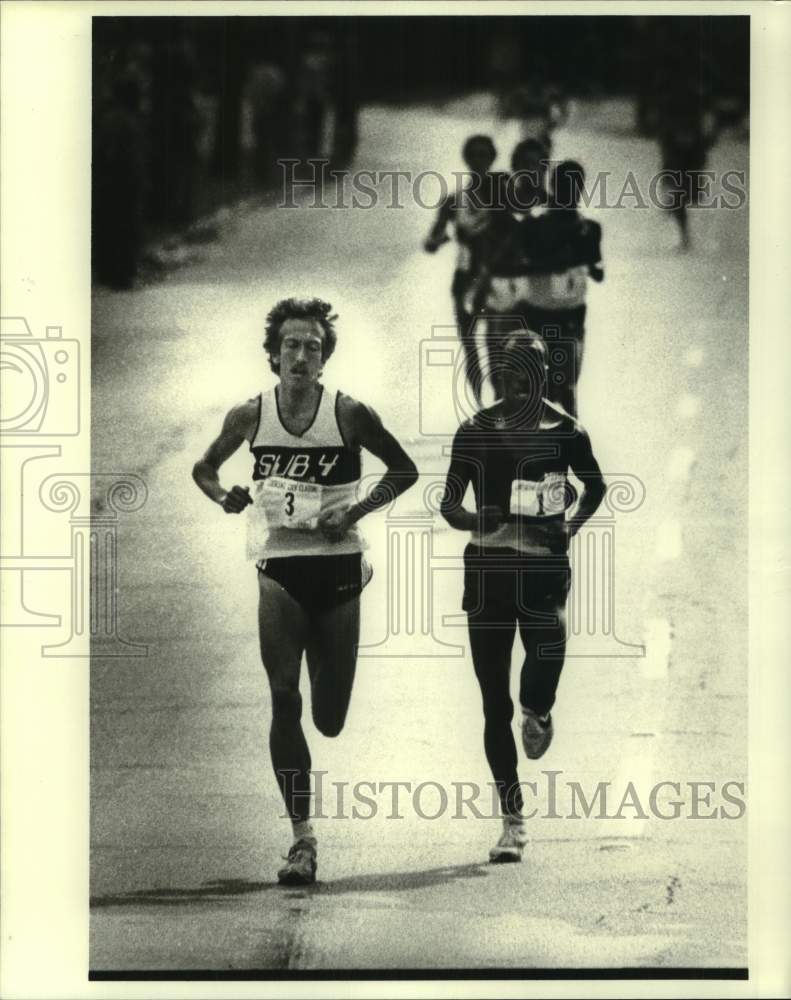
[522, 520, 570, 554]
[221, 485, 252, 514]
[519, 538, 555, 556]
[317, 508, 350, 542]
[477, 505, 504, 534]
[589, 264, 604, 283]
[423, 234, 449, 253]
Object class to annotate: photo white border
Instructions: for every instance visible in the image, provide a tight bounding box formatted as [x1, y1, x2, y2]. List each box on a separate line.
[1, 1, 788, 997]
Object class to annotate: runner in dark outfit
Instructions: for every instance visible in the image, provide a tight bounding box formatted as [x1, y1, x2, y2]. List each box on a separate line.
[440, 334, 606, 862]
[423, 135, 508, 402]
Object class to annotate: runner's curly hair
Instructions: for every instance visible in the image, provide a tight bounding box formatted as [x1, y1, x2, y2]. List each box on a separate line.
[263, 297, 339, 374]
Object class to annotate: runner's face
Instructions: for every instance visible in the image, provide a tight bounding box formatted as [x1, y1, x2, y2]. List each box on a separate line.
[276, 318, 325, 385]
[502, 368, 533, 401]
[500, 349, 546, 414]
[465, 145, 494, 175]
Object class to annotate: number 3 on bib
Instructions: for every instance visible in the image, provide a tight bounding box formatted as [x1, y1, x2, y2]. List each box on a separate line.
[258, 476, 323, 529]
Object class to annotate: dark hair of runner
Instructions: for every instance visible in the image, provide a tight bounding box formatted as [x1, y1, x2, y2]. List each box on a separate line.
[552, 160, 585, 209]
[494, 334, 548, 416]
[502, 332, 548, 371]
[462, 134, 497, 166]
[263, 297, 339, 374]
[510, 137, 548, 171]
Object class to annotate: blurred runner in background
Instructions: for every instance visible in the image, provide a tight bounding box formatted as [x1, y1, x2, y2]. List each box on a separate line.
[423, 135, 508, 402]
[520, 160, 604, 416]
[468, 158, 602, 416]
[248, 62, 288, 185]
[656, 84, 716, 251]
[462, 138, 550, 401]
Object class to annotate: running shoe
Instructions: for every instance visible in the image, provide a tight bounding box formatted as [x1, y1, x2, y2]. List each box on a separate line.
[277, 837, 317, 886]
[489, 817, 529, 864]
[521, 706, 553, 759]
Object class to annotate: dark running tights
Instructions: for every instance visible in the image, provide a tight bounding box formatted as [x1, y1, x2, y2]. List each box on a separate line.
[467, 609, 567, 817]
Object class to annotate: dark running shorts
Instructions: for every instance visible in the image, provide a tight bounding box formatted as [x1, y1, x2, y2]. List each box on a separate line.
[256, 552, 371, 615]
[462, 544, 571, 621]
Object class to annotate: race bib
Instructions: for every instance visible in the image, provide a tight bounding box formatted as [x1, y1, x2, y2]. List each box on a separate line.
[510, 474, 570, 517]
[256, 476, 323, 529]
[486, 275, 531, 311]
[549, 266, 587, 303]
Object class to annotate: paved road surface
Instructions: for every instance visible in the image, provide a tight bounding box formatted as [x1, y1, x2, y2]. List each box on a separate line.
[90, 98, 747, 972]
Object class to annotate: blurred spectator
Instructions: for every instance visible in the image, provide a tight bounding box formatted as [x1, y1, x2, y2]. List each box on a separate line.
[502, 84, 555, 153]
[210, 19, 248, 180]
[293, 31, 335, 161]
[329, 27, 359, 168]
[150, 35, 200, 226]
[656, 77, 716, 251]
[247, 61, 288, 184]
[489, 32, 522, 117]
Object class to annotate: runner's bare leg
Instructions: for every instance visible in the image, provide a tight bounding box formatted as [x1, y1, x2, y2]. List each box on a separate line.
[258, 574, 311, 821]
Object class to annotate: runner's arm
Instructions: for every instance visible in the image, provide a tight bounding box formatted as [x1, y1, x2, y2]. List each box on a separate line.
[192, 402, 254, 513]
[440, 427, 502, 533]
[345, 402, 418, 523]
[424, 194, 455, 251]
[584, 220, 605, 281]
[566, 426, 606, 535]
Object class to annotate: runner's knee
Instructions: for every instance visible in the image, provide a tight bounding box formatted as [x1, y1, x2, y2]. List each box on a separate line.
[312, 697, 348, 737]
[481, 688, 514, 725]
[270, 683, 302, 722]
[314, 714, 345, 738]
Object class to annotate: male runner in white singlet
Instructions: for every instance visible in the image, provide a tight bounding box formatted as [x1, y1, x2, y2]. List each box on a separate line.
[193, 298, 418, 885]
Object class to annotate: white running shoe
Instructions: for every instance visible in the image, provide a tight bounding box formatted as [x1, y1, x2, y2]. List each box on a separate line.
[521, 707, 553, 759]
[489, 817, 529, 864]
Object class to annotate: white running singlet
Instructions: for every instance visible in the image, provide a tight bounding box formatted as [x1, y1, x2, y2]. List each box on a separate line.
[246, 385, 366, 559]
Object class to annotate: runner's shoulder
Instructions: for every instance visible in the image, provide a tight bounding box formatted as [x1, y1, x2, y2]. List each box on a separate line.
[541, 399, 585, 437]
[225, 396, 260, 440]
[457, 406, 496, 437]
[335, 391, 377, 447]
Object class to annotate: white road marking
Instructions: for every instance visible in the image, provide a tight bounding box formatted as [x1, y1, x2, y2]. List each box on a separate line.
[596, 750, 657, 841]
[667, 445, 696, 481]
[642, 617, 672, 679]
[676, 393, 701, 419]
[655, 519, 683, 561]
